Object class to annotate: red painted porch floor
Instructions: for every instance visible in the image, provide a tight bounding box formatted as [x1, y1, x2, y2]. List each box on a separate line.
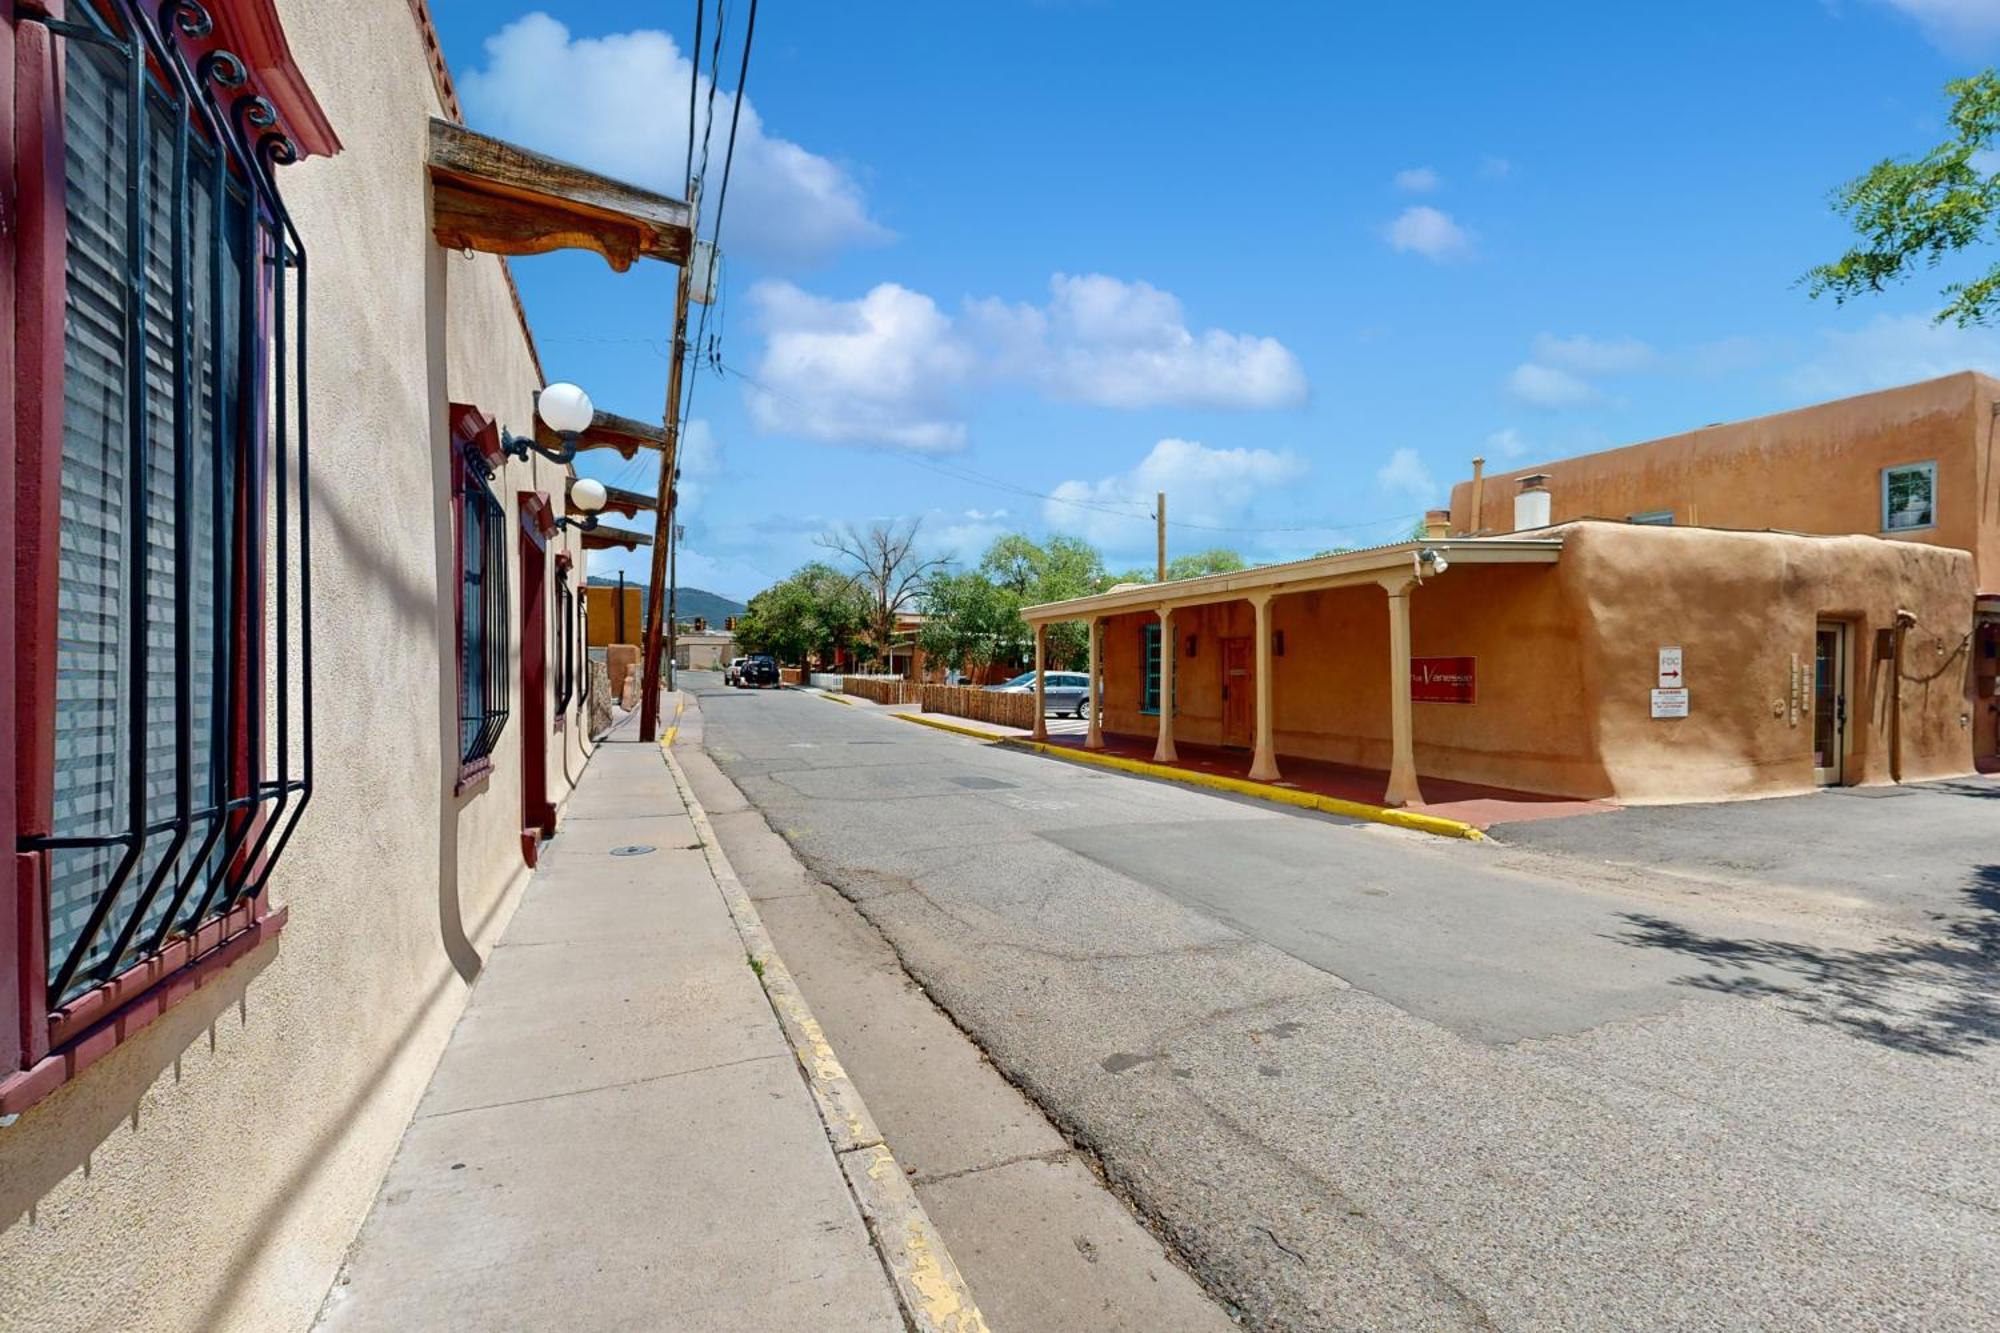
[1037, 731, 1618, 831]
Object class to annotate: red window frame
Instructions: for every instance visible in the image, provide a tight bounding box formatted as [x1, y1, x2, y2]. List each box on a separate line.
[2, 0, 326, 1118]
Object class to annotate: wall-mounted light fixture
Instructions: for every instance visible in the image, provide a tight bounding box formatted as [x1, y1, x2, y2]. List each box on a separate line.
[557, 477, 608, 533]
[501, 381, 596, 465]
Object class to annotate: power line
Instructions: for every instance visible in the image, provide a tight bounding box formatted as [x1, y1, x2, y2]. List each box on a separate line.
[682, 0, 702, 197]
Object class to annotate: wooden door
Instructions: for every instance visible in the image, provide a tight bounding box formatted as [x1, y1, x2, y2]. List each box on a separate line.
[1221, 636, 1253, 749]
[1812, 623, 1847, 787]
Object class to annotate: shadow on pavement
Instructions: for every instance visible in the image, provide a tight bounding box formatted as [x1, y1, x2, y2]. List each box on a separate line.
[1611, 865, 2000, 1058]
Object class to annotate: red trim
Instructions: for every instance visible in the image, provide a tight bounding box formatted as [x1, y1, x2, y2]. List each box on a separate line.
[195, 0, 341, 159]
[454, 754, 492, 797]
[450, 401, 502, 470]
[0, 907, 286, 1118]
[10, 2, 66, 1078]
[519, 501, 554, 846]
[448, 405, 502, 796]
[520, 490, 557, 544]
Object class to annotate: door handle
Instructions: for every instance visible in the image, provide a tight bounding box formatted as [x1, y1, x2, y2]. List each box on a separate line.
[1836, 694, 1847, 726]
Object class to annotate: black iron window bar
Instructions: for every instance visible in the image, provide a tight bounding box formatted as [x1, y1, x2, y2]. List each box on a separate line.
[555, 565, 575, 713]
[23, 0, 313, 1008]
[459, 441, 510, 765]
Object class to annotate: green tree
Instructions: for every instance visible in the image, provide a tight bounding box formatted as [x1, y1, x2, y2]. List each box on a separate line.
[734, 562, 868, 669]
[977, 533, 1105, 668]
[1806, 70, 2000, 326]
[1165, 547, 1246, 580]
[916, 570, 1022, 674]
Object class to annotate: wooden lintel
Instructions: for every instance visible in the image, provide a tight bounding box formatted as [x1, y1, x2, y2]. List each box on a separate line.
[597, 484, 660, 520]
[536, 408, 665, 462]
[427, 119, 693, 272]
[584, 522, 653, 551]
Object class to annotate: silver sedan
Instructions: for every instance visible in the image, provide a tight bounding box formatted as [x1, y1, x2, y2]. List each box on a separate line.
[984, 670, 1095, 718]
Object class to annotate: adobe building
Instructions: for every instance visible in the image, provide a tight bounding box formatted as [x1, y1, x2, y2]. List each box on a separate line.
[1023, 375, 1992, 807]
[1, 2, 683, 1329]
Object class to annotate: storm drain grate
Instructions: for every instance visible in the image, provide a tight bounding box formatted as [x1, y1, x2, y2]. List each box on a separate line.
[608, 844, 657, 857]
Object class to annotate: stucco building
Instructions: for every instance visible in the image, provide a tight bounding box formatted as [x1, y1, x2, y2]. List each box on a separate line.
[2, 2, 677, 1329]
[1025, 375, 1992, 805]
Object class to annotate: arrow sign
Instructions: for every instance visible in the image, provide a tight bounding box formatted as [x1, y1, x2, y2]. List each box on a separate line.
[1658, 646, 1684, 689]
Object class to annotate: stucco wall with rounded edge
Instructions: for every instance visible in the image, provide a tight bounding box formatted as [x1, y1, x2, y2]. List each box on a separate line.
[0, 3, 599, 1331]
[1568, 523, 1977, 803]
[1445, 371, 1998, 590]
[1091, 524, 1975, 803]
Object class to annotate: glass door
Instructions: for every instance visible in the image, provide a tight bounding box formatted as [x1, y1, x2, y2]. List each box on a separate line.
[1812, 623, 1847, 787]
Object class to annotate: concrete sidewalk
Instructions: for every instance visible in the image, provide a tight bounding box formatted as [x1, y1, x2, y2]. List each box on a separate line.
[315, 711, 916, 1331]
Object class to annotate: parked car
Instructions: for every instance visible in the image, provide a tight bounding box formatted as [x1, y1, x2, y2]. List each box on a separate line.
[724, 656, 746, 685]
[984, 670, 1095, 718]
[737, 655, 780, 689]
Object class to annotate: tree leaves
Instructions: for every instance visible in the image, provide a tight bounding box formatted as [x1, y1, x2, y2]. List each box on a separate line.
[1806, 70, 2000, 327]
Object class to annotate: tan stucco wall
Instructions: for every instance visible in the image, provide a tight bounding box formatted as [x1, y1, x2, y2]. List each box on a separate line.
[1098, 524, 1977, 803]
[0, 4, 600, 1331]
[1447, 372, 2000, 592]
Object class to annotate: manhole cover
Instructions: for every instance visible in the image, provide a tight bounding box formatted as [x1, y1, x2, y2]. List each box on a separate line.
[609, 844, 656, 857]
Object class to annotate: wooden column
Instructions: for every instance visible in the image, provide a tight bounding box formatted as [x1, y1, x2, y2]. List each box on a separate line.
[1085, 617, 1105, 750]
[1248, 593, 1280, 783]
[1380, 575, 1424, 807]
[1032, 623, 1048, 741]
[1154, 606, 1178, 763]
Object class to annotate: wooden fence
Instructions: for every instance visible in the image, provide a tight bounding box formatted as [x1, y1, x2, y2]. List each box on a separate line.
[842, 676, 919, 706]
[920, 684, 1036, 730]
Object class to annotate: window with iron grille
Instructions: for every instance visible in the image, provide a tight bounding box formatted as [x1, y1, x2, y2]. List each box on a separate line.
[14, 0, 313, 1030]
[457, 442, 509, 773]
[555, 564, 575, 714]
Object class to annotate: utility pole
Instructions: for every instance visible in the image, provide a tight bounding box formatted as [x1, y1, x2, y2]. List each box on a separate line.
[1156, 491, 1167, 583]
[640, 257, 694, 741]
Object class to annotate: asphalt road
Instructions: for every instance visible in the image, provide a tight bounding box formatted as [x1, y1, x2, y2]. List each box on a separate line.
[692, 677, 2000, 1332]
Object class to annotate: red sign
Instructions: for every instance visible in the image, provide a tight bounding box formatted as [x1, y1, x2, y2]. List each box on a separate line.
[1411, 656, 1476, 704]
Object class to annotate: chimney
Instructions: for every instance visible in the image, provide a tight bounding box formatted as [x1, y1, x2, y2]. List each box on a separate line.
[1514, 473, 1553, 532]
[1468, 457, 1486, 534]
[1423, 509, 1451, 540]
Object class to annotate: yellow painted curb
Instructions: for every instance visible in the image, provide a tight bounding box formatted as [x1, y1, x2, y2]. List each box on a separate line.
[658, 693, 686, 751]
[661, 739, 990, 1333]
[789, 685, 856, 706]
[893, 711, 1011, 742]
[1005, 737, 1485, 840]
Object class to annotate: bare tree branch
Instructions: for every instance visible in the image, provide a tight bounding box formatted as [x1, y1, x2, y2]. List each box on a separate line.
[816, 519, 950, 667]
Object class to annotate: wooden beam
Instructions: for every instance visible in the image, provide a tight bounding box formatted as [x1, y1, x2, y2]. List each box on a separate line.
[595, 483, 659, 520]
[427, 119, 693, 272]
[583, 522, 653, 551]
[536, 409, 666, 462]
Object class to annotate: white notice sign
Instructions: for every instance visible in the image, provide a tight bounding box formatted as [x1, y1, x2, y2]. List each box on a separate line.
[1658, 646, 1684, 688]
[1651, 687, 1689, 719]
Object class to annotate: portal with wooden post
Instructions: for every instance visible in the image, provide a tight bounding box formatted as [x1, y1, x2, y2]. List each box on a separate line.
[1380, 573, 1424, 807]
[1153, 605, 1178, 763]
[1032, 624, 1048, 742]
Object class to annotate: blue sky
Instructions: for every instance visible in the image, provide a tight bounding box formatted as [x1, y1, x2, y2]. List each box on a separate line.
[426, 0, 2000, 599]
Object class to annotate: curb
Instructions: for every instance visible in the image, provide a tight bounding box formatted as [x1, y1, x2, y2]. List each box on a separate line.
[890, 710, 1481, 841]
[893, 711, 1011, 742]
[661, 743, 991, 1333]
[658, 692, 686, 751]
[1008, 737, 1484, 840]
[787, 684, 856, 706]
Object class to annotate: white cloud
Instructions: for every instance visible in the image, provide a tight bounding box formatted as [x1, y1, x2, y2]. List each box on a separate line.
[1393, 166, 1442, 193]
[1375, 447, 1436, 503]
[458, 14, 889, 266]
[673, 418, 722, 507]
[1530, 333, 1656, 375]
[1043, 438, 1307, 546]
[1872, 0, 2000, 52]
[1784, 313, 2000, 400]
[968, 274, 1308, 411]
[744, 281, 972, 451]
[1506, 362, 1599, 408]
[1484, 427, 1530, 459]
[926, 510, 1010, 563]
[746, 274, 1308, 448]
[1386, 205, 1472, 261]
[1478, 155, 1512, 180]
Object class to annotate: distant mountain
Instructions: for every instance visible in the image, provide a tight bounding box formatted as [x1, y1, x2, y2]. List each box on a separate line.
[585, 577, 746, 627]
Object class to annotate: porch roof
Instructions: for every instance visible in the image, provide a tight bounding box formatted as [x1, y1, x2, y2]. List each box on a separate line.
[1020, 536, 1564, 624]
